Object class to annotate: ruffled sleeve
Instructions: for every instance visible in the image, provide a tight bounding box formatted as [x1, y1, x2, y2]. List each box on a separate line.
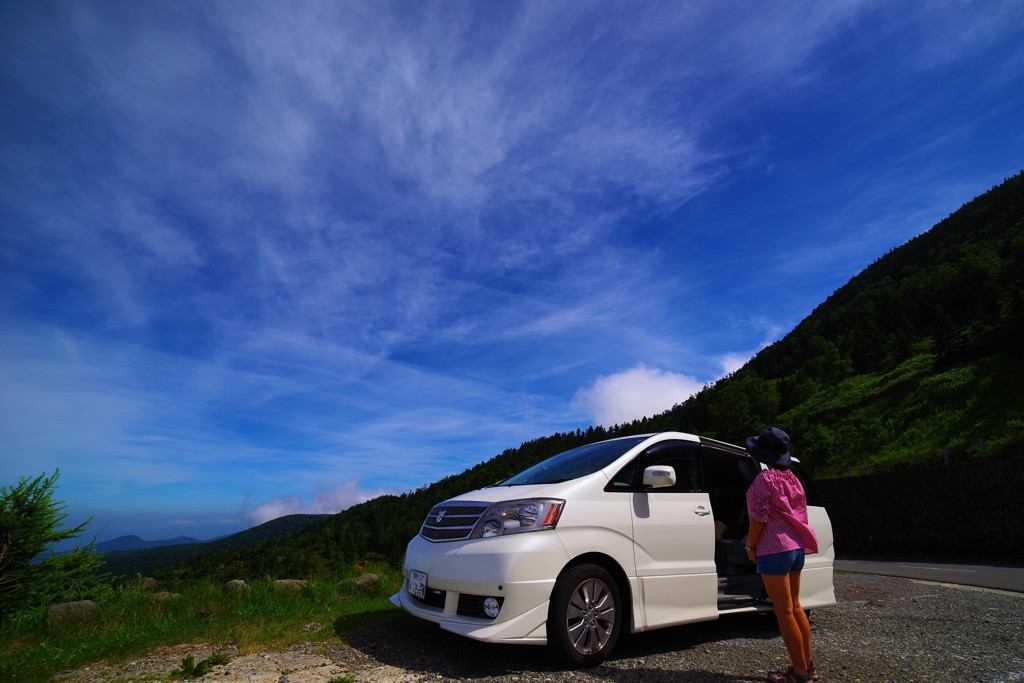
[746, 472, 772, 522]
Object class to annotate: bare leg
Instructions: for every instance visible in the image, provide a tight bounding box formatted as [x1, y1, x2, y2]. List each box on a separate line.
[762, 572, 809, 676]
[789, 570, 812, 667]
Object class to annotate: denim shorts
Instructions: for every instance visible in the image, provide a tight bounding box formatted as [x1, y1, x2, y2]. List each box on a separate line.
[757, 549, 806, 576]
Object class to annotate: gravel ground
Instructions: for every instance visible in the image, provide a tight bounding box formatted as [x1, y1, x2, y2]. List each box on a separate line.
[53, 573, 1024, 683]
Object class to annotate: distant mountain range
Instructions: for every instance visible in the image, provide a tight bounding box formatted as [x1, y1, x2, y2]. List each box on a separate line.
[98, 514, 330, 577]
[96, 535, 203, 552]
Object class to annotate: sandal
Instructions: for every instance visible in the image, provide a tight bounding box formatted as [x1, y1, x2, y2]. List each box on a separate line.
[767, 667, 812, 683]
[807, 661, 820, 681]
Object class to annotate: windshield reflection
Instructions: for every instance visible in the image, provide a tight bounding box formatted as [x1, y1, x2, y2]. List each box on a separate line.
[498, 436, 649, 486]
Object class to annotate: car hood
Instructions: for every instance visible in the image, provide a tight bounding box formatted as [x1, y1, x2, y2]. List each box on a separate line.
[441, 478, 595, 505]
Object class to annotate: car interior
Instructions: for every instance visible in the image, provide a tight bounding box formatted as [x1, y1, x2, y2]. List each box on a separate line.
[702, 445, 768, 608]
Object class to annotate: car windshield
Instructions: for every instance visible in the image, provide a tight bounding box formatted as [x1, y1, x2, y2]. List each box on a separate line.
[497, 436, 650, 486]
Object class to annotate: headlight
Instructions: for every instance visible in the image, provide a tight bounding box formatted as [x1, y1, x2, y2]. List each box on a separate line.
[471, 499, 565, 539]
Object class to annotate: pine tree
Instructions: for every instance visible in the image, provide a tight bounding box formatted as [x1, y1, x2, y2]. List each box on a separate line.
[0, 470, 110, 620]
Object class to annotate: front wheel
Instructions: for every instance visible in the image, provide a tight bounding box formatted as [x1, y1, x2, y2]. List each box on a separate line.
[547, 563, 622, 667]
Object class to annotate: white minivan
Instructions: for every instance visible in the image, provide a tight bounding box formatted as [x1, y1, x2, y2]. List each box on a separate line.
[390, 431, 836, 666]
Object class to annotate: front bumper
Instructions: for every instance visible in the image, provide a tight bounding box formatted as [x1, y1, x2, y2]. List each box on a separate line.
[390, 530, 570, 644]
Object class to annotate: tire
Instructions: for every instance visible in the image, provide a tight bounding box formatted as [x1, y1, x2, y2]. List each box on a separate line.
[547, 563, 622, 668]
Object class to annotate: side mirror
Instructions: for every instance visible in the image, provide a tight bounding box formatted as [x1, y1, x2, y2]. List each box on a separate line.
[643, 465, 676, 489]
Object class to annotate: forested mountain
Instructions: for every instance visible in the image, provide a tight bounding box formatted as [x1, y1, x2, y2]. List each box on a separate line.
[666, 170, 1024, 473]
[100, 514, 329, 577]
[152, 171, 1024, 581]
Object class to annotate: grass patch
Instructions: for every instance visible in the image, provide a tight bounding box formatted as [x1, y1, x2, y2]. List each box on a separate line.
[0, 562, 402, 683]
[169, 652, 231, 679]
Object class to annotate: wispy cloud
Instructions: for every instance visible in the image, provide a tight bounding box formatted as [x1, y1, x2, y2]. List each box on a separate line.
[2, 0, 1021, 539]
[716, 317, 788, 376]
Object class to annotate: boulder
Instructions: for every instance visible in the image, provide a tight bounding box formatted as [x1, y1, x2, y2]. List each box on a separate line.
[150, 591, 181, 601]
[224, 579, 249, 593]
[274, 579, 308, 592]
[46, 600, 99, 626]
[353, 573, 379, 587]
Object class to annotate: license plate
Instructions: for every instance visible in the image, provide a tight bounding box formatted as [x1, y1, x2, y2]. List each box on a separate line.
[408, 570, 427, 600]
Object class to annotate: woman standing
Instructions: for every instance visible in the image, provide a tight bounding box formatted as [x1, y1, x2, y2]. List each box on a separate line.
[744, 427, 820, 683]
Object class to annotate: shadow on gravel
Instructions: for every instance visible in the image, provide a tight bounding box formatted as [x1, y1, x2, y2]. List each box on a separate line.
[334, 609, 780, 682]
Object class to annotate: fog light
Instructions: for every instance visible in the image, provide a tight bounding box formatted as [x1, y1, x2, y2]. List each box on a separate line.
[483, 597, 501, 619]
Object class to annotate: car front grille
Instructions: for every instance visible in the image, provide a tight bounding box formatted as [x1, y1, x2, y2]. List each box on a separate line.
[419, 503, 489, 542]
[413, 587, 446, 609]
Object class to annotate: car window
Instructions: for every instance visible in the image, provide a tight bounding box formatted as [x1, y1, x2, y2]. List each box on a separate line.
[605, 440, 702, 492]
[606, 457, 638, 489]
[498, 436, 649, 486]
[701, 446, 756, 539]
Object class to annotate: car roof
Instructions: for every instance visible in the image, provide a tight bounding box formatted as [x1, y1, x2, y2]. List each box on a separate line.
[696, 435, 748, 457]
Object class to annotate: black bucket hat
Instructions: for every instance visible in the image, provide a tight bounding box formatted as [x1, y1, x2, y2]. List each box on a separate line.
[744, 427, 792, 468]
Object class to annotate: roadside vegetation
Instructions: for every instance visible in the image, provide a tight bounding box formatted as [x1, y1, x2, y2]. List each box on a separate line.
[1, 470, 401, 682]
[0, 565, 401, 682]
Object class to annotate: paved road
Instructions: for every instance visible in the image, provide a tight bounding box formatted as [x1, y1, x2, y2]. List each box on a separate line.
[835, 558, 1024, 592]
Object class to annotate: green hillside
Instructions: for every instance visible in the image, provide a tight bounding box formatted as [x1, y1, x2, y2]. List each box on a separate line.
[153, 171, 1024, 581]
[682, 169, 1024, 471]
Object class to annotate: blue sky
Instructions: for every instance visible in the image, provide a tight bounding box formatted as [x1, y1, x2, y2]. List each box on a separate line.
[2, 1, 1022, 543]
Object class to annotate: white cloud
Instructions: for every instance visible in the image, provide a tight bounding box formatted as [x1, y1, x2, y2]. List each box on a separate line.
[718, 353, 751, 376]
[246, 481, 385, 526]
[573, 364, 704, 428]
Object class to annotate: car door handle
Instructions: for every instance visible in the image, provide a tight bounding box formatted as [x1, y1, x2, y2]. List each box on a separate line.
[694, 506, 711, 517]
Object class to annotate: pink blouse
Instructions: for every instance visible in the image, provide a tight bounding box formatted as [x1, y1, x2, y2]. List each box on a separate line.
[746, 468, 819, 556]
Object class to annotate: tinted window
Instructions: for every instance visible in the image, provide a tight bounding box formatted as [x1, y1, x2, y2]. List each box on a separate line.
[499, 436, 649, 486]
[606, 440, 702, 492]
[606, 457, 638, 490]
[702, 446, 756, 539]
